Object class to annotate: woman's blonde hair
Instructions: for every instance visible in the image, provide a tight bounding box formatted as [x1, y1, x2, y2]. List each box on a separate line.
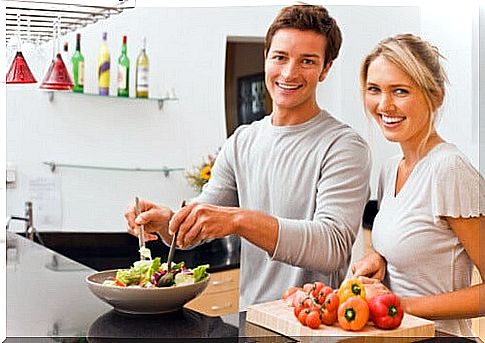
[360, 34, 448, 156]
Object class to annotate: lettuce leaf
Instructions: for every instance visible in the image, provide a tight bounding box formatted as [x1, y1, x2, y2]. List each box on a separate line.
[115, 258, 161, 285]
[192, 264, 209, 282]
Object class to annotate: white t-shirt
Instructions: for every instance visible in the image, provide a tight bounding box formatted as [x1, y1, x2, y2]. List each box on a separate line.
[372, 142, 484, 336]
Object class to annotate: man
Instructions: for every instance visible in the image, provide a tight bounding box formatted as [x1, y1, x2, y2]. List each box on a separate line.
[125, 5, 371, 309]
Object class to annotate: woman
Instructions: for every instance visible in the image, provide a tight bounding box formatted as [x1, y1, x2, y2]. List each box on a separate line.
[352, 33, 484, 336]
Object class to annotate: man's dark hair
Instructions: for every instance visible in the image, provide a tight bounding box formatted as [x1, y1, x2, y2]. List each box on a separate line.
[265, 5, 342, 66]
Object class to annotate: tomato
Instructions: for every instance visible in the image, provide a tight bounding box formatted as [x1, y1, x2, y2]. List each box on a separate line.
[298, 309, 310, 326]
[311, 282, 326, 298]
[282, 286, 300, 301]
[337, 297, 370, 331]
[316, 286, 334, 304]
[302, 296, 314, 309]
[321, 308, 338, 326]
[324, 292, 340, 312]
[306, 310, 321, 329]
[294, 305, 304, 318]
[114, 278, 126, 287]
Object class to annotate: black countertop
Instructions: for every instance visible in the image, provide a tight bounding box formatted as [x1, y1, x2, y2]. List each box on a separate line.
[6, 232, 291, 342]
[6, 232, 480, 342]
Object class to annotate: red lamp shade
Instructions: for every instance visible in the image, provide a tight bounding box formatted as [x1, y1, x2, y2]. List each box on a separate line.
[6, 51, 37, 84]
[40, 53, 73, 90]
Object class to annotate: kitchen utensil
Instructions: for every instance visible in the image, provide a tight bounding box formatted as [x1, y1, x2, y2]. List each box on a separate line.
[166, 200, 186, 270]
[134, 196, 149, 260]
[86, 270, 210, 314]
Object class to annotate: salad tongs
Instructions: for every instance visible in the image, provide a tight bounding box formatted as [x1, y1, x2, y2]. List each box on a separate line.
[158, 200, 185, 287]
[166, 200, 186, 270]
[134, 197, 150, 260]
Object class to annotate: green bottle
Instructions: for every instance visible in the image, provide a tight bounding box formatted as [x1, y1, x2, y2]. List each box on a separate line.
[117, 35, 130, 97]
[71, 33, 84, 93]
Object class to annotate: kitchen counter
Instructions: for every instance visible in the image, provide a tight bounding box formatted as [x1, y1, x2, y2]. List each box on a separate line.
[6, 232, 480, 342]
[21, 231, 241, 273]
[6, 231, 284, 342]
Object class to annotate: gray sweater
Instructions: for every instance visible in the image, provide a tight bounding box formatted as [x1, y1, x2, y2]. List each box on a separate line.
[195, 110, 371, 309]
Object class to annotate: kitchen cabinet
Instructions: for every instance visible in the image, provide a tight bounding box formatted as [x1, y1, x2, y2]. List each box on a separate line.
[185, 268, 240, 317]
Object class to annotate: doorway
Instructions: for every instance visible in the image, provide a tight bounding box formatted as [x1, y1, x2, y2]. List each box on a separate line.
[224, 37, 272, 137]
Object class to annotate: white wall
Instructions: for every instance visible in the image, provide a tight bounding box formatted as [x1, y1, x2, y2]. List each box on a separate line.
[6, 5, 478, 232]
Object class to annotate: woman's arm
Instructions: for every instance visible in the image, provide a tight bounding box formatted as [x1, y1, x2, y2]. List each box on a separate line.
[400, 216, 484, 320]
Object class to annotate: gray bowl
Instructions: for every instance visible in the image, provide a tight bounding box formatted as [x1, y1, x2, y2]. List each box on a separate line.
[86, 269, 210, 314]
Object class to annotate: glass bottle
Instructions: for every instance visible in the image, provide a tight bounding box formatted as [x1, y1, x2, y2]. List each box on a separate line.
[117, 35, 130, 97]
[97, 32, 110, 96]
[135, 37, 149, 98]
[71, 33, 84, 93]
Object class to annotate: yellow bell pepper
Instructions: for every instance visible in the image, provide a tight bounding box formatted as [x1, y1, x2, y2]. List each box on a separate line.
[337, 278, 366, 303]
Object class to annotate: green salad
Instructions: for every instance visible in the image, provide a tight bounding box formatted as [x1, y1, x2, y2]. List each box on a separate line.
[102, 258, 209, 288]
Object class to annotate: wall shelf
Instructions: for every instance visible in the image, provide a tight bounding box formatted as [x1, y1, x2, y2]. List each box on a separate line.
[46, 91, 178, 110]
[43, 161, 185, 177]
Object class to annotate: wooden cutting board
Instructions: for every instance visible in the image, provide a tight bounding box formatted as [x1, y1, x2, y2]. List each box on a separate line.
[246, 300, 435, 342]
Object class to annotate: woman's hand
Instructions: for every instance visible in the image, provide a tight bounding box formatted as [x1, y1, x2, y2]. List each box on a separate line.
[352, 250, 387, 281]
[124, 198, 173, 242]
[358, 276, 391, 302]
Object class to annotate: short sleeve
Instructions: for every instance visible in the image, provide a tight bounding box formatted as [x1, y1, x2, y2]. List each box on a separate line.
[431, 153, 485, 222]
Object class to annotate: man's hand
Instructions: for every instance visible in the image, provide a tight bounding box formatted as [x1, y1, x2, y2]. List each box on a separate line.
[352, 250, 387, 281]
[124, 198, 174, 242]
[169, 202, 240, 248]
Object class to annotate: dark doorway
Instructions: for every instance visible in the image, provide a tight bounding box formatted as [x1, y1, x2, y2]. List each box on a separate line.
[224, 37, 272, 137]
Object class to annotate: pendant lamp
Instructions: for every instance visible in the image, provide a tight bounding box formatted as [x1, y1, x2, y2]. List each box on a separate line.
[40, 17, 73, 91]
[5, 14, 37, 84]
[39, 52, 73, 90]
[6, 51, 37, 84]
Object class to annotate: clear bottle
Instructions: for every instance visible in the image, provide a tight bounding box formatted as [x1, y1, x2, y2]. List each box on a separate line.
[71, 33, 84, 93]
[135, 37, 149, 98]
[117, 35, 130, 97]
[97, 32, 110, 96]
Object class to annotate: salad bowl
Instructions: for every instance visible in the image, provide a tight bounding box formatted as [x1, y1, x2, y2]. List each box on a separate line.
[86, 269, 210, 314]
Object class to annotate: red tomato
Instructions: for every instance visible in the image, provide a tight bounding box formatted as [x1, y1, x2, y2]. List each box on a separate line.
[324, 292, 340, 312]
[298, 309, 310, 326]
[302, 296, 314, 309]
[321, 308, 338, 326]
[114, 278, 126, 287]
[306, 310, 321, 329]
[311, 282, 326, 298]
[316, 286, 334, 304]
[294, 305, 304, 318]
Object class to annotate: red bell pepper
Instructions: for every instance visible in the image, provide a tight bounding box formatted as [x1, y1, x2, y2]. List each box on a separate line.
[368, 293, 404, 330]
